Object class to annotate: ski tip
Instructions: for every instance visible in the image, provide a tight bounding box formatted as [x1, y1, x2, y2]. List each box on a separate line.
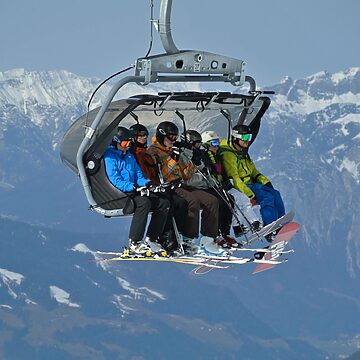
[253, 263, 276, 274]
[282, 221, 301, 231]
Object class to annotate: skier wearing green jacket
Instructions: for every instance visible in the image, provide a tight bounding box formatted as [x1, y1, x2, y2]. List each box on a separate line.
[218, 124, 285, 239]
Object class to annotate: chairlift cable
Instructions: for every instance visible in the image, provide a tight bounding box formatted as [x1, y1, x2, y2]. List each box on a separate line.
[85, 65, 134, 127]
[85, 0, 156, 126]
[144, 0, 155, 58]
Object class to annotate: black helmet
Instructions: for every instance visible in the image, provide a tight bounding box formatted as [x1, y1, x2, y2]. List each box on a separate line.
[231, 124, 253, 144]
[129, 123, 149, 136]
[185, 130, 202, 144]
[156, 121, 179, 145]
[113, 126, 133, 143]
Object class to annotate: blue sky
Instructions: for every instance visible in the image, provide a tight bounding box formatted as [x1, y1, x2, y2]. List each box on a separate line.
[1, 0, 359, 86]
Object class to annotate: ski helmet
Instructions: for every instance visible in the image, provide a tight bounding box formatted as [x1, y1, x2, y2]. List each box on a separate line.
[201, 130, 220, 144]
[185, 130, 202, 144]
[113, 126, 133, 144]
[231, 124, 252, 144]
[156, 121, 179, 145]
[129, 123, 149, 136]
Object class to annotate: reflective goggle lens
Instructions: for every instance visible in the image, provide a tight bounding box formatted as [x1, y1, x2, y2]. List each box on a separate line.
[240, 133, 252, 141]
[119, 140, 132, 147]
[209, 138, 220, 147]
[232, 132, 252, 142]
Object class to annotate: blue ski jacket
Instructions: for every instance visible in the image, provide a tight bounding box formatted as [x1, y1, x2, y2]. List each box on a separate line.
[104, 145, 149, 192]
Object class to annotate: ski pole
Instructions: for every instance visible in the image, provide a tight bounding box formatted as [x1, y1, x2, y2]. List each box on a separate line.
[154, 158, 185, 254]
[191, 162, 262, 242]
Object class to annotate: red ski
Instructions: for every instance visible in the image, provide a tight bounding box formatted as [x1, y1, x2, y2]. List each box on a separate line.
[253, 221, 301, 274]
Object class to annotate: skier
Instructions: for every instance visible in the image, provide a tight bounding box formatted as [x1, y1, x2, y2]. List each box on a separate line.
[129, 123, 188, 253]
[182, 130, 236, 248]
[129, 123, 157, 180]
[218, 124, 285, 241]
[103, 126, 170, 254]
[201, 130, 261, 244]
[147, 122, 225, 255]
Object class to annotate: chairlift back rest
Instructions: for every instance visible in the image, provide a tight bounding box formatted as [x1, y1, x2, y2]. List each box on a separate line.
[87, 158, 135, 214]
[60, 92, 272, 218]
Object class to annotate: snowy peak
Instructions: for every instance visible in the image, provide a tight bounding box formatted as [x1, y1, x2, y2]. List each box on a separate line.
[0, 68, 201, 139]
[265, 68, 360, 184]
[330, 67, 360, 85]
[271, 67, 360, 98]
[0, 267, 26, 302]
[0, 68, 99, 109]
[269, 67, 360, 116]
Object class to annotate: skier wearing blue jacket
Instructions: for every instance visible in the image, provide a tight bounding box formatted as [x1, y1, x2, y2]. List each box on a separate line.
[104, 127, 170, 254]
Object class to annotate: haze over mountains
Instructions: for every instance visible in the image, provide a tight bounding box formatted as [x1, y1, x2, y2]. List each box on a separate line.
[0, 67, 359, 359]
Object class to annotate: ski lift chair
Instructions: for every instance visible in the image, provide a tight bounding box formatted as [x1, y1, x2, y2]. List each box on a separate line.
[60, 0, 274, 218]
[60, 91, 271, 217]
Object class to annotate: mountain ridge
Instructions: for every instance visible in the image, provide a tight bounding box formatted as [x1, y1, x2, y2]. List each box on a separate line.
[1, 65, 359, 357]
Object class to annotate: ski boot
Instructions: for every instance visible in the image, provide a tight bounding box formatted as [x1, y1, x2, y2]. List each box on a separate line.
[265, 228, 281, 243]
[161, 231, 182, 256]
[233, 224, 250, 237]
[182, 236, 198, 255]
[223, 235, 243, 248]
[145, 238, 168, 257]
[164, 240, 183, 257]
[215, 236, 230, 249]
[254, 246, 270, 260]
[128, 239, 153, 257]
[197, 236, 229, 257]
[251, 221, 262, 232]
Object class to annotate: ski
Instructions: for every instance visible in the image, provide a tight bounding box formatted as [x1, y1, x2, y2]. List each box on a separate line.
[236, 211, 295, 246]
[94, 222, 298, 275]
[96, 250, 122, 256]
[96, 254, 230, 269]
[234, 247, 294, 255]
[95, 251, 284, 267]
[253, 221, 300, 274]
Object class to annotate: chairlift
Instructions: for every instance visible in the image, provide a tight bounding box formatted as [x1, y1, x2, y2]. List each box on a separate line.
[60, 0, 274, 218]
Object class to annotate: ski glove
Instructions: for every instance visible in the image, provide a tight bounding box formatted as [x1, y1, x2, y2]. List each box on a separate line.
[149, 184, 166, 193]
[180, 147, 193, 161]
[136, 186, 150, 197]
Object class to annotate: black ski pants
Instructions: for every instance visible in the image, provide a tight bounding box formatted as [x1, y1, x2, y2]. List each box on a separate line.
[160, 191, 188, 246]
[175, 187, 219, 239]
[129, 193, 170, 242]
[165, 191, 188, 234]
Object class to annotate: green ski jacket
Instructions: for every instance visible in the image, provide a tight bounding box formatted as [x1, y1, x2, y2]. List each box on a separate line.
[217, 139, 270, 199]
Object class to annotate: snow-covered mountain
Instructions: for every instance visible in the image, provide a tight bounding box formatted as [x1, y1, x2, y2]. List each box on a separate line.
[1, 217, 329, 359]
[1, 67, 360, 359]
[0, 68, 200, 230]
[0, 66, 359, 256]
[258, 68, 360, 278]
[0, 68, 201, 150]
[268, 67, 360, 184]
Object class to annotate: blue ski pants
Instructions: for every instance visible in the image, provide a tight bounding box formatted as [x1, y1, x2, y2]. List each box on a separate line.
[247, 183, 285, 226]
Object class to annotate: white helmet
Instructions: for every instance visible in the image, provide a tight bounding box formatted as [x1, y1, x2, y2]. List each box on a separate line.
[201, 130, 220, 143]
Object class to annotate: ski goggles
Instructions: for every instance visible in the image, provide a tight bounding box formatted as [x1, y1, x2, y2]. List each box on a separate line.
[208, 138, 220, 147]
[166, 133, 178, 142]
[114, 136, 132, 147]
[137, 132, 148, 138]
[232, 132, 252, 142]
[191, 140, 202, 148]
